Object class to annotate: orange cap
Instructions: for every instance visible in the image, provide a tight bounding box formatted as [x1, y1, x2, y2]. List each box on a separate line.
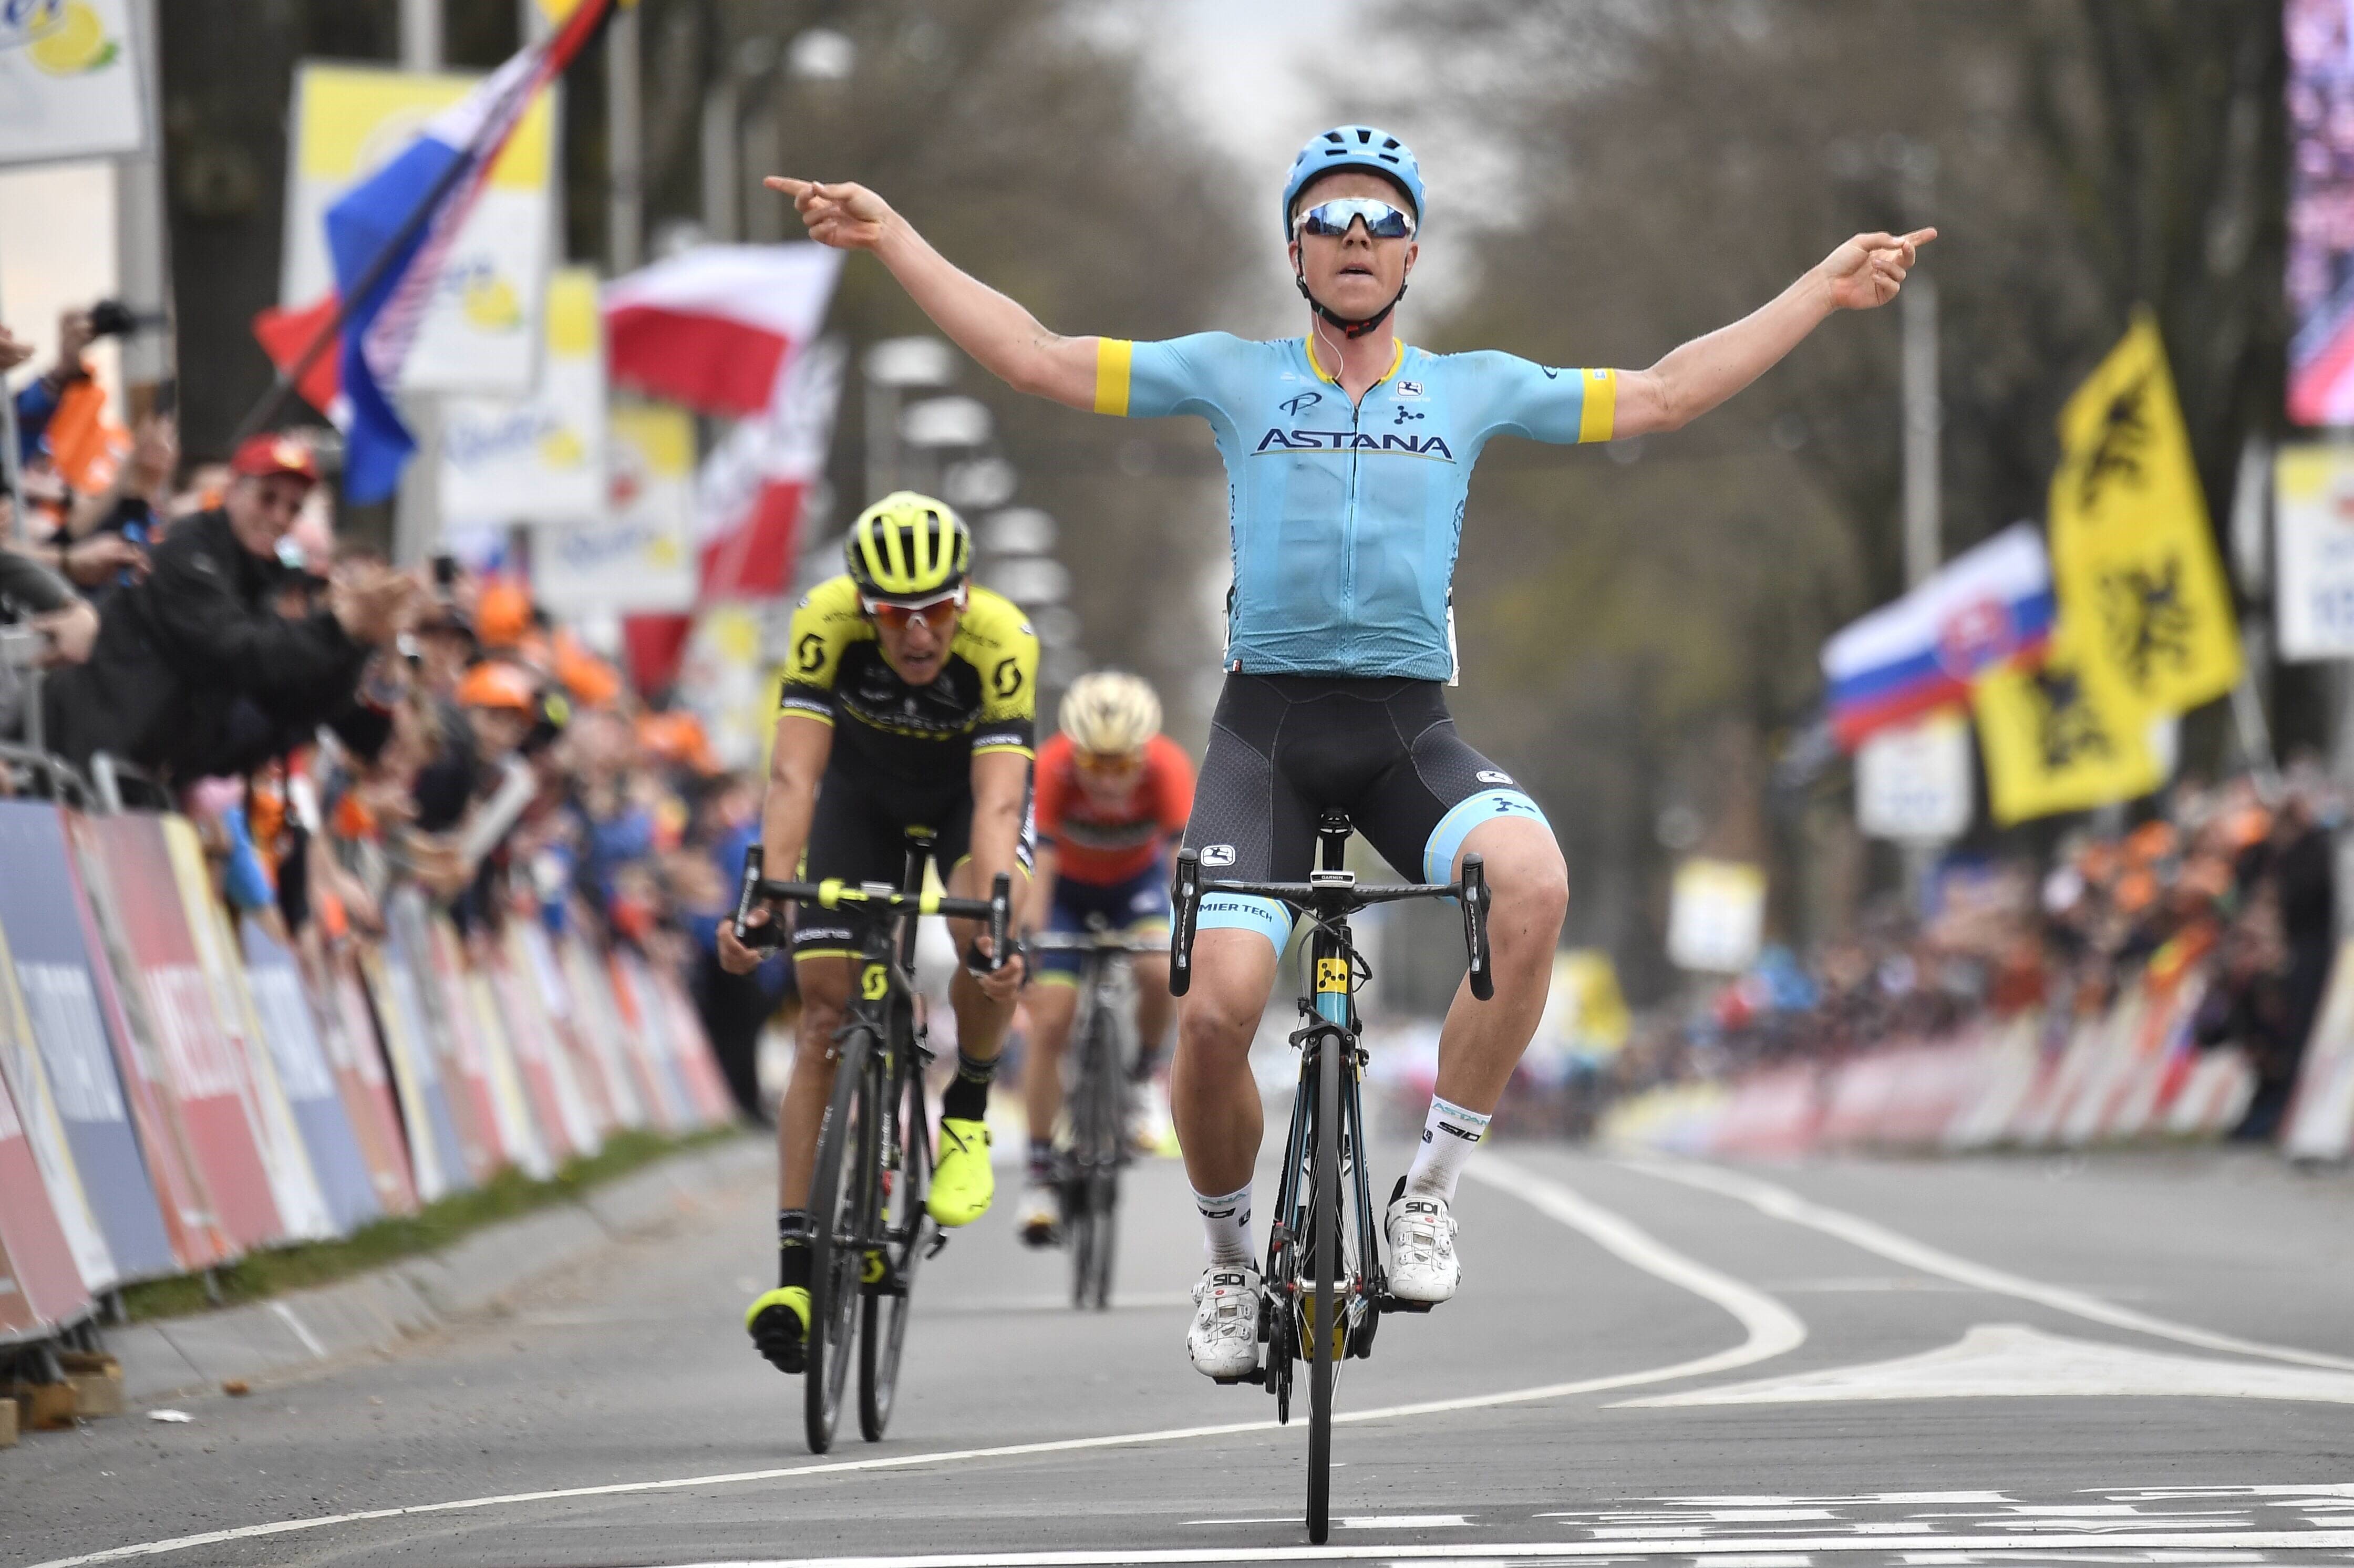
[2126, 821, 2178, 864]
[636, 710, 718, 773]
[457, 660, 538, 713]
[476, 580, 532, 648]
[553, 631, 623, 708]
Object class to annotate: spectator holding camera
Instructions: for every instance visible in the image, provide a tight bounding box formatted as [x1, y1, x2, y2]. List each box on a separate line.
[45, 430, 422, 782]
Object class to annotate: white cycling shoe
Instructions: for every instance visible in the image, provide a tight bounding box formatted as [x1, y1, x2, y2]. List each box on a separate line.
[1384, 1188, 1461, 1304]
[1186, 1262, 1263, 1380]
[1015, 1182, 1061, 1249]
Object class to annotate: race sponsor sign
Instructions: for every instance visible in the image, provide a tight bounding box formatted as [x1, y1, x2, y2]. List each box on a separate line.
[1666, 858, 1767, 975]
[455, 945, 552, 1180]
[314, 947, 420, 1215]
[383, 891, 501, 1185]
[239, 921, 381, 1236]
[160, 818, 336, 1242]
[0, 907, 117, 1294]
[607, 950, 694, 1131]
[1855, 709, 1974, 842]
[356, 942, 469, 1203]
[515, 922, 632, 1133]
[560, 935, 658, 1130]
[2273, 444, 2354, 660]
[2285, 940, 2354, 1160]
[0, 0, 147, 169]
[0, 1067, 91, 1343]
[503, 918, 607, 1149]
[79, 814, 285, 1252]
[0, 802, 178, 1281]
[441, 266, 608, 528]
[282, 61, 555, 396]
[532, 403, 698, 615]
[486, 939, 594, 1161]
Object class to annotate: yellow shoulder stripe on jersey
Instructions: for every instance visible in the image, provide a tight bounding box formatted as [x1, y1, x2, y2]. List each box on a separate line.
[1578, 367, 1618, 444]
[1095, 338, 1133, 417]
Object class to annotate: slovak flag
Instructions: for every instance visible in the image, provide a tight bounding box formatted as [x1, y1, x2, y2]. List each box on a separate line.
[1823, 522, 2057, 749]
[325, 0, 612, 503]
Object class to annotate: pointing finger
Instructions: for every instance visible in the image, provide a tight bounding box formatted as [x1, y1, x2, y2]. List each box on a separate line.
[763, 176, 810, 197]
[1904, 227, 1938, 247]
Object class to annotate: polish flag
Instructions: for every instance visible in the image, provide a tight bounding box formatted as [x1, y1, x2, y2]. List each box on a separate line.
[604, 245, 843, 417]
[695, 336, 847, 599]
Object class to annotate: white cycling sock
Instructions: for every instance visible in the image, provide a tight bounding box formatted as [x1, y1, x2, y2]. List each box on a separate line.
[1403, 1095, 1491, 1203]
[1193, 1182, 1254, 1267]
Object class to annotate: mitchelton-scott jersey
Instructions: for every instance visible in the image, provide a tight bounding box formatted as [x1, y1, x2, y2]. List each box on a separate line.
[1093, 334, 1618, 680]
[778, 576, 1038, 803]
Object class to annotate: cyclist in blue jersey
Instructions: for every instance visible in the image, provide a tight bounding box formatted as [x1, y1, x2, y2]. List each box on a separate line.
[770, 129, 1930, 1380]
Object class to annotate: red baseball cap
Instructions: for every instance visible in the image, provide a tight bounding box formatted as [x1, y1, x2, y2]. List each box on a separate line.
[230, 432, 320, 486]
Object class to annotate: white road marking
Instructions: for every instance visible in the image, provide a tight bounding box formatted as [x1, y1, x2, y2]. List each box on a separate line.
[1622, 1158, 2354, 1373]
[1622, 1322, 2354, 1408]
[593, 1528, 2354, 1564]
[269, 1301, 327, 1360]
[16, 1164, 1802, 1568]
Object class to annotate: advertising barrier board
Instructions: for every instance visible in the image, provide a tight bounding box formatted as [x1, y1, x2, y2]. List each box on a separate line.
[240, 922, 381, 1235]
[0, 1067, 91, 1343]
[0, 802, 179, 1281]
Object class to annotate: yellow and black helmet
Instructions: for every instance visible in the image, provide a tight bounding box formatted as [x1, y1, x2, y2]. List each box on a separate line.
[844, 491, 972, 601]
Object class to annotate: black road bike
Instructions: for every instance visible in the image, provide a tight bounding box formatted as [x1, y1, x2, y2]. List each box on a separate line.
[735, 840, 1011, 1454]
[1026, 922, 1166, 1310]
[1169, 809, 1492, 1544]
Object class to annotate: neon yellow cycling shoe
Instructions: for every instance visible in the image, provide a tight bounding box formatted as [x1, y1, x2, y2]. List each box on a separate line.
[927, 1118, 995, 1227]
[745, 1286, 810, 1374]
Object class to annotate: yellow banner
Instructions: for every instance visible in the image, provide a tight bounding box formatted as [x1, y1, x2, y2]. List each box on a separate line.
[1971, 620, 2163, 826]
[2047, 311, 2241, 714]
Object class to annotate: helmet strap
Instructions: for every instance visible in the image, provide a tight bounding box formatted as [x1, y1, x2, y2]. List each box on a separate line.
[1295, 264, 1406, 341]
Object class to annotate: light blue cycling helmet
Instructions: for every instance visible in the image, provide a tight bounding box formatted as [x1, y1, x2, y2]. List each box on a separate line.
[1280, 126, 1424, 241]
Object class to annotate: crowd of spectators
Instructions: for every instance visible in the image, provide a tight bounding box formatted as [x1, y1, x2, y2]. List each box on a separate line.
[0, 306, 788, 1124]
[1605, 766, 2342, 1143]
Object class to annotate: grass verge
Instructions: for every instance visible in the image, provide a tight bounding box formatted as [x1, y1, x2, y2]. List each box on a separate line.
[120, 1127, 744, 1322]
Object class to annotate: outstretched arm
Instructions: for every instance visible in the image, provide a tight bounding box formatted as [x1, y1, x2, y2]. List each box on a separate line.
[768, 178, 1099, 410]
[1613, 229, 1935, 439]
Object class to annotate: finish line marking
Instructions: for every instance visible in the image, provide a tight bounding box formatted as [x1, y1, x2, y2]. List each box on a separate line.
[17, 1164, 1801, 1568]
[1620, 1158, 2354, 1373]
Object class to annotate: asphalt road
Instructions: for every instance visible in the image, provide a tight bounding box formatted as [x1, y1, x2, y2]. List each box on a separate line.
[13, 1133, 2354, 1568]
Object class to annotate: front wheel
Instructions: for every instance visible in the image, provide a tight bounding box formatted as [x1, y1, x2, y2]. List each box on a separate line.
[805, 1025, 876, 1454]
[1305, 1030, 1341, 1544]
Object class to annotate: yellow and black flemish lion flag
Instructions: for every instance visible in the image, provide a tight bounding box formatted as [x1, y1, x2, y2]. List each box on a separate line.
[1971, 619, 2164, 826]
[2047, 311, 2240, 715]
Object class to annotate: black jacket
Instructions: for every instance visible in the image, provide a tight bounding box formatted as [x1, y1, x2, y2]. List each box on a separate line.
[44, 509, 367, 779]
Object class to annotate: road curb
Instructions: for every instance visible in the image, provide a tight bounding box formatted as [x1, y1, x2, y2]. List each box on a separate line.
[110, 1135, 768, 1404]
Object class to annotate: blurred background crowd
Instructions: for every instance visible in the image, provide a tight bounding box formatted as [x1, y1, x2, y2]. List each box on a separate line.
[11, 0, 2354, 1156]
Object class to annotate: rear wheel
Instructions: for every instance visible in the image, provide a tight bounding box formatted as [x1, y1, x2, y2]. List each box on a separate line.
[859, 1037, 931, 1441]
[1305, 1029, 1342, 1544]
[805, 1025, 876, 1454]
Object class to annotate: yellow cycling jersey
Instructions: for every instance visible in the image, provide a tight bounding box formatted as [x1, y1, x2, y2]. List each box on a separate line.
[778, 576, 1038, 793]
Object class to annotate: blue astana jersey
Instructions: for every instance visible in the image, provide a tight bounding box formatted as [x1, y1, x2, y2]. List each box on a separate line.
[1093, 334, 1618, 680]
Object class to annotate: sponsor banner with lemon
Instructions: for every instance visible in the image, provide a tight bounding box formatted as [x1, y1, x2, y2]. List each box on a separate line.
[532, 404, 696, 616]
[0, 0, 145, 168]
[441, 266, 606, 528]
[282, 62, 554, 397]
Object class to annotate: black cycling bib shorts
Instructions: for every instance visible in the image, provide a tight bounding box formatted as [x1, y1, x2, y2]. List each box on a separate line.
[1183, 674, 1550, 952]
